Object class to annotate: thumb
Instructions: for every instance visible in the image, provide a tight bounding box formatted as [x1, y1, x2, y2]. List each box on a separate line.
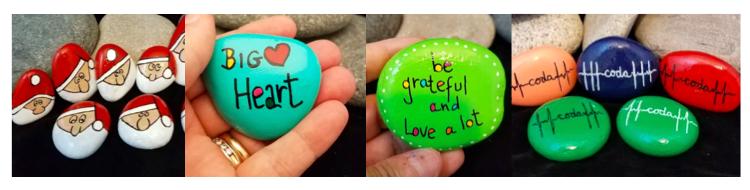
[184, 14, 215, 90]
[366, 148, 442, 177]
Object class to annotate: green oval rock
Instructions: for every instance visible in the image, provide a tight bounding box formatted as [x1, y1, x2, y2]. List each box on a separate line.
[617, 96, 699, 157]
[376, 38, 505, 150]
[527, 96, 611, 162]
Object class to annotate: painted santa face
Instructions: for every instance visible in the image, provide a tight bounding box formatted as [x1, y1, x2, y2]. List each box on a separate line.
[103, 59, 131, 85]
[136, 46, 175, 94]
[171, 15, 186, 86]
[12, 69, 56, 125]
[24, 97, 53, 114]
[52, 101, 109, 159]
[173, 37, 185, 63]
[138, 60, 170, 81]
[53, 43, 97, 103]
[63, 61, 91, 93]
[121, 108, 160, 131]
[56, 110, 95, 137]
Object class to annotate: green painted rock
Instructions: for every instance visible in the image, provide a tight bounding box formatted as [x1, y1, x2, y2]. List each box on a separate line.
[528, 96, 610, 162]
[617, 96, 699, 157]
[203, 34, 321, 140]
[376, 38, 505, 151]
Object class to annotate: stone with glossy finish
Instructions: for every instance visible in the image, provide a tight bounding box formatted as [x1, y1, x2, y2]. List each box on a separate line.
[660, 51, 740, 112]
[136, 46, 175, 94]
[171, 15, 186, 86]
[53, 101, 110, 159]
[12, 69, 56, 125]
[528, 96, 610, 162]
[577, 36, 659, 101]
[617, 96, 699, 157]
[95, 44, 136, 102]
[376, 38, 505, 150]
[396, 14, 495, 48]
[512, 46, 577, 106]
[203, 34, 321, 140]
[52, 43, 98, 103]
[119, 94, 174, 150]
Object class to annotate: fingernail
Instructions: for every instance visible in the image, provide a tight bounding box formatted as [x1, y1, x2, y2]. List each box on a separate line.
[407, 149, 440, 177]
[185, 14, 199, 24]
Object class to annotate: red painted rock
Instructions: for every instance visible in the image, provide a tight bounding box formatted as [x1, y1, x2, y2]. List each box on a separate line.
[119, 94, 174, 149]
[12, 69, 56, 125]
[136, 46, 175, 94]
[52, 43, 98, 103]
[660, 51, 740, 112]
[170, 16, 186, 86]
[53, 101, 110, 159]
[95, 44, 136, 102]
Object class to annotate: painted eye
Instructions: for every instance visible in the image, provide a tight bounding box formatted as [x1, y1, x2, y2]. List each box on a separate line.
[148, 64, 155, 71]
[79, 114, 86, 123]
[78, 72, 85, 79]
[143, 111, 149, 117]
[118, 69, 123, 74]
[69, 115, 77, 124]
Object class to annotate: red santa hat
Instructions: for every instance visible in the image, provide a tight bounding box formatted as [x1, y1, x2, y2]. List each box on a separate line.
[52, 43, 95, 92]
[12, 69, 55, 114]
[59, 101, 111, 132]
[95, 44, 131, 83]
[137, 46, 175, 79]
[169, 15, 185, 51]
[122, 94, 172, 128]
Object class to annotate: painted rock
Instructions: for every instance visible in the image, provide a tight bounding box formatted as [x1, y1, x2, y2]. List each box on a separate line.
[181, 103, 185, 131]
[512, 46, 577, 106]
[660, 51, 740, 112]
[119, 94, 174, 150]
[136, 46, 176, 94]
[52, 43, 98, 103]
[170, 15, 186, 86]
[203, 34, 321, 140]
[52, 101, 110, 159]
[12, 69, 55, 125]
[95, 44, 135, 102]
[528, 96, 610, 162]
[577, 36, 659, 101]
[376, 38, 505, 150]
[617, 96, 699, 157]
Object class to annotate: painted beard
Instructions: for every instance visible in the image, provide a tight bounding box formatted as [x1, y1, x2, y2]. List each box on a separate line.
[118, 117, 174, 150]
[97, 66, 136, 102]
[52, 122, 107, 159]
[12, 99, 55, 125]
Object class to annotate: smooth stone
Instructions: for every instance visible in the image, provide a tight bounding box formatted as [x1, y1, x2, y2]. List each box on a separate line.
[95, 14, 175, 66]
[306, 16, 365, 106]
[660, 51, 740, 112]
[203, 34, 321, 140]
[635, 14, 741, 73]
[528, 96, 610, 162]
[119, 94, 174, 150]
[53, 101, 110, 159]
[396, 14, 495, 48]
[376, 38, 505, 150]
[12, 14, 98, 90]
[136, 46, 176, 94]
[181, 103, 185, 132]
[95, 44, 136, 102]
[577, 36, 659, 101]
[512, 46, 577, 106]
[171, 15, 186, 86]
[366, 14, 402, 43]
[12, 69, 56, 125]
[491, 14, 511, 42]
[512, 14, 583, 56]
[52, 43, 98, 103]
[617, 96, 699, 157]
[214, 14, 352, 38]
[582, 14, 638, 50]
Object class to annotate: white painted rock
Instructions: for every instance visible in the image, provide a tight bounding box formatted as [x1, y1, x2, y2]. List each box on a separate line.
[170, 15, 185, 86]
[136, 46, 175, 94]
[95, 44, 136, 102]
[53, 101, 110, 159]
[12, 69, 55, 125]
[119, 94, 174, 150]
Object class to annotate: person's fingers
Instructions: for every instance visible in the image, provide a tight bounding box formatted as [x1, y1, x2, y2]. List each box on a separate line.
[185, 14, 215, 90]
[229, 130, 266, 155]
[365, 95, 384, 141]
[365, 148, 442, 177]
[217, 15, 297, 39]
[314, 66, 355, 107]
[365, 131, 414, 166]
[237, 101, 348, 176]
[307, 40, 342, 71]
[191, 93, 233, 137]
[365, 37, 425, 83]
[185, 135, 235, 177]
[186, 77, 205, 100]
[184, 97, 205, 136]
[438, 149, 465, 177]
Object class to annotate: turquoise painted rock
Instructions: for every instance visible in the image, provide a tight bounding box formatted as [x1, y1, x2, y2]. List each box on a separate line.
[376, 38, 505, 151]
[203, 34, 321, 140]
[528, 96, 610, 162]
[617, 96, 699, 157]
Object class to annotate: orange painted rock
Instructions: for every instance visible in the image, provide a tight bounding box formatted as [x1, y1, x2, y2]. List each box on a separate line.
[511, 46, 577, 106]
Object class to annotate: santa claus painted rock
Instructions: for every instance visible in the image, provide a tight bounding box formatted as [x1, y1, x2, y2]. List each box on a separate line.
[52, 43, 98, 103]
[170, 15, 185, 86]
[119, 94, 174, 149]
[181, 103, 185, 131]
[52, 101, 110, 159]
[12, 69, 55, 125]
[95, 44, 136, 102]
[660, 51, 740, 112]
[136, 46, 176, 94]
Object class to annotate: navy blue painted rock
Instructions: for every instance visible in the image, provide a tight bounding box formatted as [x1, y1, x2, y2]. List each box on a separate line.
[577, 37, 659, 101]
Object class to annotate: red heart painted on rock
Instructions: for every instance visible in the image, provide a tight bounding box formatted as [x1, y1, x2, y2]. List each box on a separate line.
[264, 43, 290, 66]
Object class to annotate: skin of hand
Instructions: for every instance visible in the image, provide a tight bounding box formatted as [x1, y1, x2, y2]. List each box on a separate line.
[364, 37, 465, 177]
[184, 14, 356, 177]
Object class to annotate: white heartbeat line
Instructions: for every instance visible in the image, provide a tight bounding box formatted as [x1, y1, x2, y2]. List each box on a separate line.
[579, 60, 657, 91]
